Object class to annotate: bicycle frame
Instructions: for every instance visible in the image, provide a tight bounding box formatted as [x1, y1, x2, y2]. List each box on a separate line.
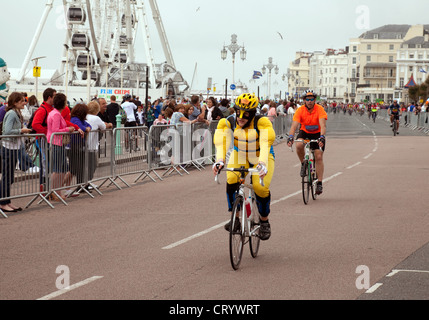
[295, 139, 320, 203]
[215, 167, 263, 237]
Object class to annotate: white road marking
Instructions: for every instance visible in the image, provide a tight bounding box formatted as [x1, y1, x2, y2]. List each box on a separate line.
[363, 153, 373, 159]
[346, 162, 361, 169]
[365, 282, 383, 293]
[387, 269, 429, 277]
[37, 276, 103, 300]
[162, 221, 229, 249]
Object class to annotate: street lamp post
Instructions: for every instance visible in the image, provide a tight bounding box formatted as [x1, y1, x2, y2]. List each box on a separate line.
[221, 34, 246, 101]
[31, 56, 46, 102]
[261, 57, 279, 99]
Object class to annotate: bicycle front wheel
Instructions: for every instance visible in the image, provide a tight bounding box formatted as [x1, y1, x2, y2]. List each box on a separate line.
[249, 198, 260, 258]
[393, 120, 397, 136]
[310, 162, 318, 200]
[229, 197, 244, 270]
[302, 160, 310, 205]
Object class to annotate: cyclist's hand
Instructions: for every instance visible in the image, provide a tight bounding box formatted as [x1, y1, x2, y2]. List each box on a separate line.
[212, 160, 224, 175]
[318, 135, 325, 148]
[287, 135, 294, 147]
[256, 162, 268, 179]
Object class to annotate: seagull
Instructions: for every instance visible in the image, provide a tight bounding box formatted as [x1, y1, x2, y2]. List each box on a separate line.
[277, 32, 284, 40]
[196, 7, 200, 12]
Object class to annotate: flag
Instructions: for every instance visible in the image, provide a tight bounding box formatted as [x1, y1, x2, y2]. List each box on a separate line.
[419, 67, 427, 73]
[253, 71, 262, 77]
[252, 75, 260, 79]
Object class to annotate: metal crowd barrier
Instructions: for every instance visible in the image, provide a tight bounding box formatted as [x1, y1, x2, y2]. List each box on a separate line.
[0, 114, 292, 218]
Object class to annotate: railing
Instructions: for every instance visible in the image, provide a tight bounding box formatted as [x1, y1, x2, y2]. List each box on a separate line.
[0, 114, 293, 217]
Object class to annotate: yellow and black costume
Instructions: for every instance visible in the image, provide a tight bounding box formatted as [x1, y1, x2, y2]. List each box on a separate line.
[213, 93, 275, 217]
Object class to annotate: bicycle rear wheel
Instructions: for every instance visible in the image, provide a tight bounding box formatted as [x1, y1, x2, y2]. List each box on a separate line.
[229, 197, 244, 270]
[393, 120, 397, 136]
[249, 198, 260, 258]
[301, 160, 310, 205]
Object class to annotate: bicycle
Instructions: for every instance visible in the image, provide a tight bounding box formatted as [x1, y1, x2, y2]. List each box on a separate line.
[295, 139, 320, 205]
[391, 114, 399, 136]
[215, 166, 264, 270]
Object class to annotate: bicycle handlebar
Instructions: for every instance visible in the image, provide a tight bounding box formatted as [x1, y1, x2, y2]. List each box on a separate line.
[215, 167, 265, 187]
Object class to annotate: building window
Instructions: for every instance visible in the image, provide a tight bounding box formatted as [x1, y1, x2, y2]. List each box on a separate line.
[353, 46, 357, 52]
[352, 57, 357, 64]
[367, 44, 372, 50]
[400, 78, 404, 88]
[367, 55, 371, 62]
[388, 81, 393, 88]
[389, 56, 394, 62]
[409, 66, 413, 72]
[390, 44, 394, 50]
[409, 54, 414, 59]
[333, 88, 337, 97]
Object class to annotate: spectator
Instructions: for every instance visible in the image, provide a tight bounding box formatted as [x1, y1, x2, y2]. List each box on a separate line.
[163, 107, 173, 123]
[86, 101, 107, 185]
[47, 93, 76, 201]
[28, 95, 39, 116]
[170, 104, 197, 128]
[184, 104, 194, 119]
[121, 94, 139, 151]
[70, 104, 91, 187]
[206, 97, 223, 121]
[153, 99, 162, 119]
[154, 113, 168, 125]
[189, 95, 206, 122]
[97, 98, 111, 126]
[267, 101, 277, 122]
[136, 105, 145, 126]
[218, 99, 230, 118]
[106, 95, 120, 127]
[32, 88, 81, 192]
[145, 102, 155, 128]
[0, 92, 32, 212]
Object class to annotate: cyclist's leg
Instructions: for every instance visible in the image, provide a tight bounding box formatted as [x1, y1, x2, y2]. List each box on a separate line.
[252, 154, 274, 240]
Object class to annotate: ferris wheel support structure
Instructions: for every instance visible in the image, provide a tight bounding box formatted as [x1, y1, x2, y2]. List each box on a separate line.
[15, 0, 189, 100]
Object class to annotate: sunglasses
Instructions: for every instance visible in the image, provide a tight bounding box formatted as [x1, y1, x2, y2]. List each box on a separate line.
[305, 98, 315, 102]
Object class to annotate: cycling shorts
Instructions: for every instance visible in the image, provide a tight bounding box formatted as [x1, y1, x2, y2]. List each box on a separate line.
[391, 113, 400, 120]
[296, 130, 325, 152]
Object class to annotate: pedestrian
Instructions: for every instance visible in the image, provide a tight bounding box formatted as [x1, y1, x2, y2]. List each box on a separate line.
[70, 103, 91, 187]
[86, 100, 107, 184]
[106, 95, 120, 127]
[0, 92, 32, 212]
[47, 93, 77, 201]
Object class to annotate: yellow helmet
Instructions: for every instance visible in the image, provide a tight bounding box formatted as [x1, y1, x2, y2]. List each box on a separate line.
[234, 93, 259, 119]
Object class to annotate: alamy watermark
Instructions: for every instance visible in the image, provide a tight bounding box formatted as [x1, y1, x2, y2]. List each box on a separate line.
[355, 5, 370, 31]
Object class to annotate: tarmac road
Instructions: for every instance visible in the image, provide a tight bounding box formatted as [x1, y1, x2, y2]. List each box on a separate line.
[1, 111, 428, 301]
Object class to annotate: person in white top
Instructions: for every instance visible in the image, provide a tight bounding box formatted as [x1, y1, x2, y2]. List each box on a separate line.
[121, 94, 137, 124]
[86, 101, 107, 182]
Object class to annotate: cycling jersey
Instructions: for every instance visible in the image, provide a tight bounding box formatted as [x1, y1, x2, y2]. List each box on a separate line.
[292, 104, 328, 134]
[389, 104, 400, 114]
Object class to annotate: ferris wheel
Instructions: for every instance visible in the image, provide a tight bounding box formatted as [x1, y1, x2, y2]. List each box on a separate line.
[17, 0, 188, 98]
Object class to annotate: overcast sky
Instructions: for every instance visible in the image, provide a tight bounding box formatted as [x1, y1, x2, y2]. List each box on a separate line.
[3, 0, 429, 95]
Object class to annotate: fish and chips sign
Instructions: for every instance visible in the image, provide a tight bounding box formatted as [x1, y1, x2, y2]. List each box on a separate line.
[99, 88, 131, 100]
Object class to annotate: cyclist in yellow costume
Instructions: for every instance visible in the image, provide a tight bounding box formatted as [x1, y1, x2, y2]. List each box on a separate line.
[212, 93, 275, 240]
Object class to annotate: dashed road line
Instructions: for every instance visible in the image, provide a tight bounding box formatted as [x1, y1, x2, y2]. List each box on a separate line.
[365, 282, 383, 293]
[37, 276, 103, 300]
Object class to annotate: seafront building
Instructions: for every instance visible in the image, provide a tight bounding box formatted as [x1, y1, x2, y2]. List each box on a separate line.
[287, 24, 429, 104]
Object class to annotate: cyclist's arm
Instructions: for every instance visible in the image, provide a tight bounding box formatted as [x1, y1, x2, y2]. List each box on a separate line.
[213, 118, 232, 162]
[256, 116, 275, 166]
[319, 117, 327, 136]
